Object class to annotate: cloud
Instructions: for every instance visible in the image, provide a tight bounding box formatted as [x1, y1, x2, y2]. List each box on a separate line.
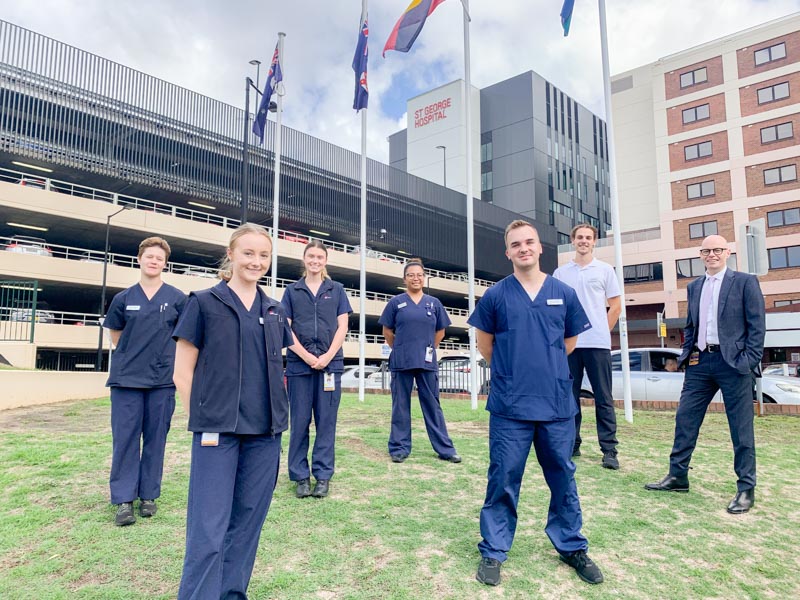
[3, 1, 800, 163]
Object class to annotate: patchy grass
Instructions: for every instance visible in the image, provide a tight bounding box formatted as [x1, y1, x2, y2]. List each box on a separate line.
[0, 396, 798, 599]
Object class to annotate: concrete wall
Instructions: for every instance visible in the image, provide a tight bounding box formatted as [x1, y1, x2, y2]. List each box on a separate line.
[0, 371, 108, 410]
[0, 341, 36, 368]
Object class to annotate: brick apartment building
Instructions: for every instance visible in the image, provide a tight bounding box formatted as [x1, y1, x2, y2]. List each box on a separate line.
[558, 13, 800, 363]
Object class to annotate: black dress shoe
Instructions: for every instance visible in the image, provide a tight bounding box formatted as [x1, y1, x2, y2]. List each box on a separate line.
[295, 478, 312, 498]
[727, 489, 754, 514]
[312, 479, 329, 498]
[390, 454, 408, 463]
[644, 474, 689, 492]
[438, 453, 462, 463]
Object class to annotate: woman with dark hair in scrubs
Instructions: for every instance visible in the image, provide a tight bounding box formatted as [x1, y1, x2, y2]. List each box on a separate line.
[172, 223, 292, 600]
[104, 236, 186, 527]
[379, 259, 461, 464]
[282, 241, 352, 499]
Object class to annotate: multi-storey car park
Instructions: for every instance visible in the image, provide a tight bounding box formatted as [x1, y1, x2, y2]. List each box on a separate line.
[0, 20, 548, 371]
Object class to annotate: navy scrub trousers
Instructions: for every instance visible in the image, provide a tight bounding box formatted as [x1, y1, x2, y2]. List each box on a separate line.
[389, 369, 455, 458]
[478, 413, 587, 561]
[109, 387, 175, 504]
[178, 432, 282, 600]
[287, 372, 342, 481]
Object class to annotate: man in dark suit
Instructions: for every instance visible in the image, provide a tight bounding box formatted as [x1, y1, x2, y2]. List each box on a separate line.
[645, 235, 765, 514]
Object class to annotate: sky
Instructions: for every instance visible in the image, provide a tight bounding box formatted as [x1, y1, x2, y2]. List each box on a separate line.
[4, 0, 800, 163]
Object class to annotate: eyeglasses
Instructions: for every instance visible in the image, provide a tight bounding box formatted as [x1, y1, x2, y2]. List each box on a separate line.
[405, 273, 425, 279]
[700, 248, 726, 256]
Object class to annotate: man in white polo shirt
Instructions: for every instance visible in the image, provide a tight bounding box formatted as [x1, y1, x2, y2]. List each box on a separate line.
[554, 224, 622, 469]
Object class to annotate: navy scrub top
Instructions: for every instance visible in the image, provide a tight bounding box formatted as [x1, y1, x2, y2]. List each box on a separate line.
[467, 275, 591, 421]
[281, 278, 352, 376]
[379, 292, 451, 372]
[105, 282, 187, 389]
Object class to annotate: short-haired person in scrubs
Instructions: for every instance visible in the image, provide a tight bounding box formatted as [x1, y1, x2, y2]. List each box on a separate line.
[282, 241, 352, 499]
[172, 224, 293, 600]
[468, 220, 604, 587]
[104, 236, 186, 526]
[378, 259, 460, 464]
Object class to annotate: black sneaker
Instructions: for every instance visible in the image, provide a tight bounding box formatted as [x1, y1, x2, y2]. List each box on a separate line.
[560, 550, 604, 584]
[572, 447, 581, 457]
[115, 502, 136, 527]
[390, 454, 408, 463]
[312, 479, 329, 498]
[438, 453, 462, 463]
[139, 499, 157, 518]
[296, 478, 312, 498]
[476, 557, 501, 586]
[602, 451, 619, 470]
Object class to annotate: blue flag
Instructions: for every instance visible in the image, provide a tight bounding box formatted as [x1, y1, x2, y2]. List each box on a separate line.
[561, 0, 575, 36]
[253, 41, 283, 143]
[353, 15, 369, 111]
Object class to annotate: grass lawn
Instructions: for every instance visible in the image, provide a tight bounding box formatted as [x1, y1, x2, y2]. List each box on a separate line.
[0, 395, 798, 599]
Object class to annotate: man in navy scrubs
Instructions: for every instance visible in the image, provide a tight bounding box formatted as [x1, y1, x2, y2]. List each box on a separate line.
[468, 220, 604, 586]
[104, 236, 186, 526]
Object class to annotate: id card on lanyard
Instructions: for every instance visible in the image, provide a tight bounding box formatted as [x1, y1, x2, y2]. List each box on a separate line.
[324, 372, 335, 391]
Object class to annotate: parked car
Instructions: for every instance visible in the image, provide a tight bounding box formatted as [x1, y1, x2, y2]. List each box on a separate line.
[3, 235, 53, 257]
[340, 365, 379, 388]
[10, 308, 56, 323]
[282, 231, 309, 244]
[762, 363, 799, 377]
[438, 354, 490, 394]
[580, 348, 800, 405]
[18, 177, 47, 189]
[178, 266, 218, 279]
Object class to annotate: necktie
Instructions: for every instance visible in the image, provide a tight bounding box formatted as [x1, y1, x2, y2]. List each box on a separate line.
[697, 277, 715, 351]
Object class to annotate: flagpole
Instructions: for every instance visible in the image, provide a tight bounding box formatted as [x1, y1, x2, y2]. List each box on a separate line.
[271, 32, 286, 298]
[358, 0, 368, 403]
[460, 0, 478, 410]
[241, 77, 251, 223]
[598, 0, 632, 423]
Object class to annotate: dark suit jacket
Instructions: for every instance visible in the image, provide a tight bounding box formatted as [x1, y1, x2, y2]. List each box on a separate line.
[678, 269, 765, 375]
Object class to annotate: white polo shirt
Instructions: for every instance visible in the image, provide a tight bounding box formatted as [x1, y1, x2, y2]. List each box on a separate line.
[553, 258, 621, 349]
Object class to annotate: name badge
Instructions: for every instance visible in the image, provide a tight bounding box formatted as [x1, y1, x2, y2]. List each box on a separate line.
[126, 305, 141, 311]
[425, 346, 434, 363]
[398, 302, 407, 309]
[324, 372, 335, 391]
[201, 432, 219, 447]
[546, 299, 564, 306]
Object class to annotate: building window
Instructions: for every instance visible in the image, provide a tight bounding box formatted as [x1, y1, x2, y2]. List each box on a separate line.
[680, 67, 708, 89]
[768, 245, 800, 269]
[684, 141, 712, 161]
[689, 221, 718, 239]
[775, 299, 800, 307]
[754, 42, 786, 66]
[687, 180, 715, 199]
[481, 171, 493, 192]
[682, 104, 710, 124]
[580, 213, 599, 228]
[767, 207, 800, 227]
[557, 232, 571, 245]
[550, 200, 574, 219]
[757, 81, 790, 104]
[764, 164, 797, 185]
[623, 262, 663, 283]
[760, 122, 793, 144]
[480, 141, 493, 162]
[677, 254, 737, 278]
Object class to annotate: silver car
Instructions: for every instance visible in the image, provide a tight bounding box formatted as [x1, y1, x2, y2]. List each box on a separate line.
[340, 365, 379, 388]
[580, 348, 800, 405]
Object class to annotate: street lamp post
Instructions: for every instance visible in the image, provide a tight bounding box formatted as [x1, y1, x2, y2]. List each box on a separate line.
[96, 205, 133, 371]
[436, 145, 447, 188]
[249, 59, 262, 90]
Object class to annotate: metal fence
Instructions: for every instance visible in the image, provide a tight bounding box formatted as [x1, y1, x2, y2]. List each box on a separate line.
[0, 279, 37, 342]
[363, 356, 491, 395]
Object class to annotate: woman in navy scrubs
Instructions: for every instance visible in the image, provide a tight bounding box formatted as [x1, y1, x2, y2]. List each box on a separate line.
[104, 236, 186, 527]
[173, 224, 292, 600]
[282, 241, 352, 499]
[379, 259, 460, 463]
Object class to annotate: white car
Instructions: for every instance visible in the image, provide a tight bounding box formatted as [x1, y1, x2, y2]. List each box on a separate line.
[340, 365, 379, 388]
[438, 355, 490, 394]
[580, 348, 800, 405]
[178, 266, 218, 279]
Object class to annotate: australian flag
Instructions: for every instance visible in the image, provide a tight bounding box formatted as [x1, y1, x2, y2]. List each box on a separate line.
[352, 16, 369, 111]
[253, 41, 283, 143]
[560, 0, 575, 37]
